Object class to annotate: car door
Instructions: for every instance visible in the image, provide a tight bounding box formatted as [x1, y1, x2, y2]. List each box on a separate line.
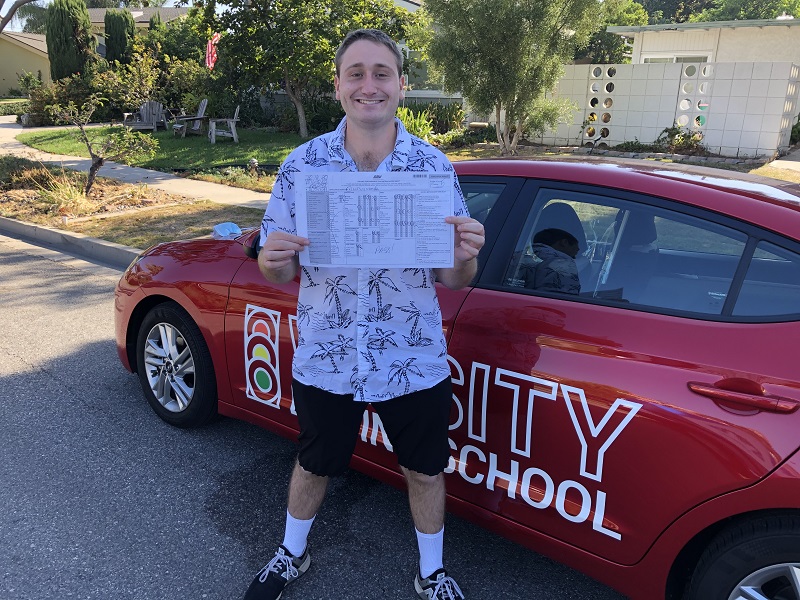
[444, 178, 800, 565]
[222, 176, 522, 468]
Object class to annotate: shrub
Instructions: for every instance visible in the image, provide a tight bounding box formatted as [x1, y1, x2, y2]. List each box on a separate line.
[17, 70, 43, 97]
[655, 124, 707, 155]
[274, 102, 299, 133]
[611, 138, 662, 153]
[404, 101, 464, 134]
[0, 101, 29, 117]
[430, 124, 497, 148]
[306, 96, 345, 134]
[791, 117, 800, 145]
[396, 105, 434, 140]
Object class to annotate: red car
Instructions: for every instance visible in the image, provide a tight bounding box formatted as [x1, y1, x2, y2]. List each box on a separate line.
[115, 158, 800, 600]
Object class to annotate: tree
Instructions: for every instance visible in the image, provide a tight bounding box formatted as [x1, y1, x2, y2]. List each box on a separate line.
[575, 0, 648, 63]
[691, 0, 800, 21]
[148, 10, 162, 30]
[199, 0, 418, 138]
[10, 0, 47, 34]
[637, 0, 715, 23]
[95, 39, 161, 111]
[104, 8, 135, 64]
[1, 0, 39, 33]
[423, 0, 600, 155]
[45, 91, 157, 195]
[46, 0, 96, 81]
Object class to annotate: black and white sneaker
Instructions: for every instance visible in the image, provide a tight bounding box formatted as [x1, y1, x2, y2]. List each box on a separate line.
[414, 568, 465, 600]
[243, 545, 311, 600]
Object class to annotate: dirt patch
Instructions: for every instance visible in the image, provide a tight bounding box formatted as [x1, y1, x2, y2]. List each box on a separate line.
[0, 156, 265, 249]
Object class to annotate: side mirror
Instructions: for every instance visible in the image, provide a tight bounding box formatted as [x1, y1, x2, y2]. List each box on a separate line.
[242, 232, 261, 260]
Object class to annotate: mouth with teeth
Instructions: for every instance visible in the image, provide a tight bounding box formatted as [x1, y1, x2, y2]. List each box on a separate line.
[356, 99, 383, 104]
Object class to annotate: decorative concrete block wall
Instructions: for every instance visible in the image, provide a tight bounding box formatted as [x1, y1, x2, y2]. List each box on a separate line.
[538, 61, 800, 158]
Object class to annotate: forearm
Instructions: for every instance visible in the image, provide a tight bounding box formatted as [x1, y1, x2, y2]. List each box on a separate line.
[434, 257, 477, 290]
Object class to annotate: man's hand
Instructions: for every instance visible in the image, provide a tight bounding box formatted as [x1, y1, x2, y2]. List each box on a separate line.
[433, 216, 486, 290]
[447, 215, 485, 263]
[258, 231, 310, 284]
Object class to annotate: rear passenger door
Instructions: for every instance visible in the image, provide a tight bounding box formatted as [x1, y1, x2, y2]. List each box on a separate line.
[444, 179, 800, 565]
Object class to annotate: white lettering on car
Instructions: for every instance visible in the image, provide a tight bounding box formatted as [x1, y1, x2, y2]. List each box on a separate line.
[244, 305, 641, 540]
[560, 385, 641, 482]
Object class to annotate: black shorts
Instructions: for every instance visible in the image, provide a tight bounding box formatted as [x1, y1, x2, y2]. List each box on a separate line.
[292, 377, 452, 478]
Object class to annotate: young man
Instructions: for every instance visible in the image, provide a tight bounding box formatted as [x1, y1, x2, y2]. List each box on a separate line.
[523, 228, 582, 294]
[247, 29, 485, 600]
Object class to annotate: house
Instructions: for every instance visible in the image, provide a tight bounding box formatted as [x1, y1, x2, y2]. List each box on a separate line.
[86, 7, 189, 57]
[607, 17, 800, 64]
[0, 32, 50, 96]
[535, 17, 800, 158]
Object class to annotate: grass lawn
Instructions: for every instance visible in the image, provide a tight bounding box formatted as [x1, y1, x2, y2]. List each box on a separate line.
[17, 126, 304, 171]
[17, 126, 800, 187]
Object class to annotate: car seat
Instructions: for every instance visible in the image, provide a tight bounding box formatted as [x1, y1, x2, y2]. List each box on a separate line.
[602, 210, 659, 303]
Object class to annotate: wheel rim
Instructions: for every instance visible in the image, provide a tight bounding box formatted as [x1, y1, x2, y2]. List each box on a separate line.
[143, 322, 196, 413]
[729, 563, 800, 600]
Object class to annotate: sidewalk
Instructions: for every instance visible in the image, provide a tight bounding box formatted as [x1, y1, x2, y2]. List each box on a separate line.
[0, 115, 271, 269]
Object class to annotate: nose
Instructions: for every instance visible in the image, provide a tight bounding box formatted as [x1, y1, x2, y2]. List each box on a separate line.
[361, 74, 378, 94]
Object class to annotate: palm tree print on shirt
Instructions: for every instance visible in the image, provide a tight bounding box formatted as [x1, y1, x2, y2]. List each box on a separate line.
[367, 269, 400, 322]
[311, 334, 355, 373]
[388, 358, 424, 394]
[403, 268, 429, 288]
[323, 275, 356, 329]
[398, 302, 433, 347]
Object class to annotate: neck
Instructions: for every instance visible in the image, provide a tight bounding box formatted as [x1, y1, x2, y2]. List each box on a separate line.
[344, 120, 397, 172]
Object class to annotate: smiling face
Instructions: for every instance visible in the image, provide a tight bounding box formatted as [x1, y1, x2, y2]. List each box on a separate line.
[334, 39, 405, 132]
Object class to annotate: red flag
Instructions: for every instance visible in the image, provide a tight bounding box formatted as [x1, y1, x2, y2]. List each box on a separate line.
[206, 32, 221, 70]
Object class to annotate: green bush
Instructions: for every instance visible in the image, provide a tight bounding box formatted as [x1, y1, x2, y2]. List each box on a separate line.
[0, 101, 29, 116]
[307, 96, 344, 134]
[791, 118, 800, 145]
[17, 70, 43, 96]
[274, 102, 299, 133]
[655, 124, 707, 155]
[404, 101, 464, 134]
[611, 138, 662, 153]
[430, 125, 497, 148]
[396, 105, 434, 140]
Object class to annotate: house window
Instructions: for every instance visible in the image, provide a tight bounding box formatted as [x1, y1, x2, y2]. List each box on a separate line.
[643, 55, 708, 64]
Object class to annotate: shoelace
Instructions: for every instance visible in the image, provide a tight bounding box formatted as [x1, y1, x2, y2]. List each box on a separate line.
[257, 550, 299, 583]
[430, 574, 464, 600]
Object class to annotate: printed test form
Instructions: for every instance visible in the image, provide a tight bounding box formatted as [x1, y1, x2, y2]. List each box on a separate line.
[295, 171, 455, 268]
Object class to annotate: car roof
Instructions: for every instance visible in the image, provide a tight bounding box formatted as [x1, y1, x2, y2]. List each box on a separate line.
[453, 157, 800, 241]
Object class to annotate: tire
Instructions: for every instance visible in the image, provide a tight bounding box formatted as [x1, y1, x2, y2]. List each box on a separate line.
[135, 301, 217, 428]
[685, 514, 800, 600]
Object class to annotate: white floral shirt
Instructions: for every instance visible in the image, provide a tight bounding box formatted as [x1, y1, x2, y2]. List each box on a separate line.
[260, 117, 468, 402]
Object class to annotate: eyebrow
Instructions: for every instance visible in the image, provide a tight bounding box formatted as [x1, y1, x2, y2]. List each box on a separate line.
[343, 62, 394, 72]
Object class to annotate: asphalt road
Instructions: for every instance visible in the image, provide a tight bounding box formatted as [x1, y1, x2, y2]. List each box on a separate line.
[0, 234, 627, 600]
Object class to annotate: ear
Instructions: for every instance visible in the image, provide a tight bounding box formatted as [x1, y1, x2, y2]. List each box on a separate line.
[399, 75, 406, 100]
[334, 75, 341, 100]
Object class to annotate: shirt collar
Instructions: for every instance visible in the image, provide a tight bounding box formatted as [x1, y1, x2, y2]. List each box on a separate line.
[328, 116, 412, 171]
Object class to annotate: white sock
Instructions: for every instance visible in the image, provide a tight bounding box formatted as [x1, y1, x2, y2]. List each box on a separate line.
[416, 526, 444, 579]
[282, 510, 315, 557]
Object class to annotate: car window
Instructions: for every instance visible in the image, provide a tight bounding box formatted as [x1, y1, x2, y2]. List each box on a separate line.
[733, 241, 800, 317]
[461, 182, 505, 226]
[501, 189, 749, 315]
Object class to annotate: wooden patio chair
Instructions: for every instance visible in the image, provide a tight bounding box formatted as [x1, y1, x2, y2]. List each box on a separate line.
[173, 98, 208, 138]
[122, 101, 167, 132]
[208, 105, 240, 144]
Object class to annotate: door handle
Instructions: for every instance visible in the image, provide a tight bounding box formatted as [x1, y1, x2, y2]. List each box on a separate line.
[688, 382, 800, 414]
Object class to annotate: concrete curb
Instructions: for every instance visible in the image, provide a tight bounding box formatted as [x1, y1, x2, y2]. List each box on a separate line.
[0, 216, 142, 270]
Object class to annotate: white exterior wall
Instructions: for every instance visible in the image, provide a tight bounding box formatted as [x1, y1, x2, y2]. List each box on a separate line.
[635, 30, 720, 63]
[634, 27, 800, 64]
[539, 62, 800, 158]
